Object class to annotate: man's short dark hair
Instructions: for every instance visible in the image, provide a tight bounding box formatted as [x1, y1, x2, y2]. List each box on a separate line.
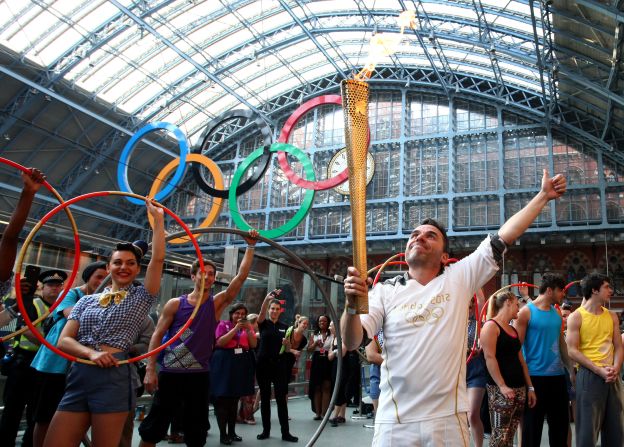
[191, 259, 217, 276]
[539, 273, 566, 295]
[420, 218, 449, 253]
[581, 273, 611, 300]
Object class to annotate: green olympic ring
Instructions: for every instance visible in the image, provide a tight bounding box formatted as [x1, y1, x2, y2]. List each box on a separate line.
[229, 142, 315, 239]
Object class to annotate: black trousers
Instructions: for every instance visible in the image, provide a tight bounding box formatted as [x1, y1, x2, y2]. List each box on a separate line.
[256, 357, 290, 435]
[521, 374, 569, 447]
[0, 350, 37, 447]
[138, 372, 210, 447]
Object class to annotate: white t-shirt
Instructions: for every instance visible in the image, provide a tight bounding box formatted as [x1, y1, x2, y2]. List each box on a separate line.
[360, 235, 500, 424]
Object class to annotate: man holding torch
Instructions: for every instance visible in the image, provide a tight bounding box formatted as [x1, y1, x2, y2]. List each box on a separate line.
[341, 170, 567, 446]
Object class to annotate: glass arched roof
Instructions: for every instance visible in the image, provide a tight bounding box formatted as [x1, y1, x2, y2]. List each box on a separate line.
[0, 0, 550, 144]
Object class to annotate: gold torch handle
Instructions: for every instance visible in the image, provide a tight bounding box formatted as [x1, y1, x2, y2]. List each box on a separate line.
[341, 79, 370, 314]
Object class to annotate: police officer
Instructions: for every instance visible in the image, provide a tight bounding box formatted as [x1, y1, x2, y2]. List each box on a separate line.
[0, 269, 66, 447]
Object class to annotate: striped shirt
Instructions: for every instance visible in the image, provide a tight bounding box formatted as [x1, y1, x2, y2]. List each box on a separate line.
[68, 283, 156, 351]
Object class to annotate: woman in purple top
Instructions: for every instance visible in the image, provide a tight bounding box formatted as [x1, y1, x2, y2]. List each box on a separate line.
[211, 303, 257, 445]
[44, 200, 165, 447]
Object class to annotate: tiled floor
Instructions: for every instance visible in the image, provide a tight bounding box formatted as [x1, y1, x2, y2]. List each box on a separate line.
[9, 396, 581, 446]
[127, 398, 578, 446]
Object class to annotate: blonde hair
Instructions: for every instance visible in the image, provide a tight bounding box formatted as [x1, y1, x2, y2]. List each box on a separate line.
[247, 313, 259, 324]
[295, 315, 308, 327]
[487, 291, 515, 319]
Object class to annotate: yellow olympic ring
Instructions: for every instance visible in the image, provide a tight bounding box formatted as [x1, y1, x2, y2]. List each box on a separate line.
[148, 153, 224, 244]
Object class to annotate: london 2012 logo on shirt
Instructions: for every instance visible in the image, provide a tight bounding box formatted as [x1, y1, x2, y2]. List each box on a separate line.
[399, 293, 450, 328]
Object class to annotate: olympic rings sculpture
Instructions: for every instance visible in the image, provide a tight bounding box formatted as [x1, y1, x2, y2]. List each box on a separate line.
[148, 153, 225, 244]
[229, 143, 316, 239]
[117, 95, 366, 241]
[117, 122, 189, 206]
[0, 158, 81, 343]
[14, 190, 205, 365]
[193, 109, 273, 198]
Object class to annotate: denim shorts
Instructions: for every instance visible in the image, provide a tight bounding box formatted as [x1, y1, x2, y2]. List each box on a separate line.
[466, 353, 487, 389]
[58, 352, 135, 413]
[369, 364, 381, 399]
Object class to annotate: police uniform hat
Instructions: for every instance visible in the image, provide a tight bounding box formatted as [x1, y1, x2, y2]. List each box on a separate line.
[39, 269, 68, 284]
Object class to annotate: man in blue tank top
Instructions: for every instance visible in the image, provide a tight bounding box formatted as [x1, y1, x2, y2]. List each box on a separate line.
[514, 273, 572, 447]
[138, 231, 258, 447]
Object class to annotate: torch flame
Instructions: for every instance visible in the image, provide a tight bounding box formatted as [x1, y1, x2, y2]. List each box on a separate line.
[356, 10, 417, 80]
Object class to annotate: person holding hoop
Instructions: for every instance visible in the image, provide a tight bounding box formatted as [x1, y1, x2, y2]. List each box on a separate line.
[0, 168, 45, 327]
[43, 199, 165, 447]
[138, 231, 258, 447]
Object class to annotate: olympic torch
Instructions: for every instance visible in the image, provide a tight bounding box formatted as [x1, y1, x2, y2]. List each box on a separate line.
[341, 79, 370, 314]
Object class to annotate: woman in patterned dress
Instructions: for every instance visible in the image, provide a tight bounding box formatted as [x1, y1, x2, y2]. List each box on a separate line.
[481, 291, 536, 447]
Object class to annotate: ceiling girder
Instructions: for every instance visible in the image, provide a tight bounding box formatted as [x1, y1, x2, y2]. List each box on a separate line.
[601, 21, 624, 140]
[0, 180, 144, 230]
[136, 15, 617, 137]
[108, 0, 271, 125]
[471, 0, 506, 96]
[575, 0, 624, 23]
[137, 21, 542, 134]
[0, 1, 176, 140]
[0, 65, 177, 157]
[279, 0, 348, 79]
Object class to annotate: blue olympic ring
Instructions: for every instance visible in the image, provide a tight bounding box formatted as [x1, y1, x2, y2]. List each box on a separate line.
[117, 122, 189, 205]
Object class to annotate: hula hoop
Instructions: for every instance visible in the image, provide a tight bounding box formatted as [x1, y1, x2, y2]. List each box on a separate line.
[466, 292, 481, 365]
[564, 280, 581, 293]
[0, 157, 81, 343]
[163, 227, 340, 447]
[14, 191, 205, 365]
[479, 282, 538, 323]
[368, 253, 405, 286]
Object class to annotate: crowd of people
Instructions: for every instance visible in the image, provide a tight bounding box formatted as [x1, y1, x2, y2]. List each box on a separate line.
[0, 166, 622, 447]
[0, 169, 364, 446]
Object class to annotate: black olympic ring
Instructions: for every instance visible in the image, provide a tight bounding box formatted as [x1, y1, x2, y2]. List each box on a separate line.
[192, 109, 273, 198]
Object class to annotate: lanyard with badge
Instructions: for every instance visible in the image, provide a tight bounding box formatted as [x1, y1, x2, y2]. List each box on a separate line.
[234, 326, 244, 354]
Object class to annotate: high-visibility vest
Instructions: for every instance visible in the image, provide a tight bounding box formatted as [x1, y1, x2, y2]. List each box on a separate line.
[13, 297, 47, 352]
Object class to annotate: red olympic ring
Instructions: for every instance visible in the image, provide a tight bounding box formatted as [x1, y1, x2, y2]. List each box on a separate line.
[0, 157, 81, 343]
[14, 191, 205, 365]
[277, 95, 371, 190]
